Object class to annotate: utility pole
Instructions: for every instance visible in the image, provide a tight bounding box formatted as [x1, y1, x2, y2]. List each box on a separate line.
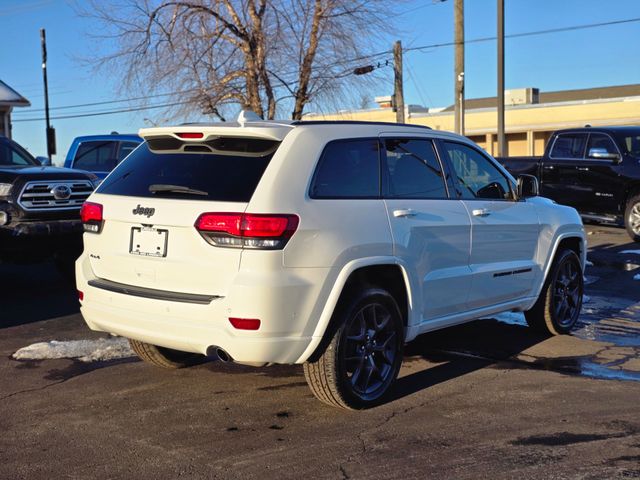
[40, 28, 55, 162]
[497, 0, 506, 156]
[454, 0, 464, 135]
[393, 40, 405, 124]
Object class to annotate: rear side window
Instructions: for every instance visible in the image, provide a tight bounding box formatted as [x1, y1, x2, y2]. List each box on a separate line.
[383, 138, 447, 199]
[97, 141, 277, 202]
[73, 141, 118, 172]
[118, 141, 139, 162]
[550, 134, 587, 159]
[310, 139, 379, 198]
[586, 134, 617, 158]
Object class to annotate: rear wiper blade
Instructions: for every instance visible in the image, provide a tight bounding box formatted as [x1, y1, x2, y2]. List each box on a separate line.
[149, 184, 208, 196]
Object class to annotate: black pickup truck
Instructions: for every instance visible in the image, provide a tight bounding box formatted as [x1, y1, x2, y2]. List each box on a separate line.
[0, 135, 98, 275]
[497, 126, 640, 241]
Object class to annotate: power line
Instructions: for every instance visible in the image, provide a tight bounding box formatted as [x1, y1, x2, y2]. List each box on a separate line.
[12, 89, 200, 114]
[12, 16, 640, 122]
[405, 17, 640, 54]
[12, 101, 192, 123]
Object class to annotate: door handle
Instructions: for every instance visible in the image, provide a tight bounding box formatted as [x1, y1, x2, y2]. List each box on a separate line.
[542, 165, 555, 170]
[576, 167, 590, 171]
[472, 208, 491, 217]
[393, 208, 417, 218]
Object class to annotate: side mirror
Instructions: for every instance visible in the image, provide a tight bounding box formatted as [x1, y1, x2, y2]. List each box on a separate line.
[36, 156, 52, 166]
[517, 174, 539, 199]
[588, 147, 621, 162]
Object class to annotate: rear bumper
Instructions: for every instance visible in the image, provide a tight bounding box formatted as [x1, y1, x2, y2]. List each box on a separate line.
[76, 253, 333, 364]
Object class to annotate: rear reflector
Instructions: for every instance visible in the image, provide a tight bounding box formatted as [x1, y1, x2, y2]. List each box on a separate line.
[176, 132, 204, 139]
[195, 213, 298, 249]
[80, 202, 104, 233]
[78, 290, 84, 301]
[229, 318, 261, 330]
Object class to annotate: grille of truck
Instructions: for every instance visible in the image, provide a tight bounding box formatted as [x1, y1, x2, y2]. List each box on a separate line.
[18, 180, 94, 211]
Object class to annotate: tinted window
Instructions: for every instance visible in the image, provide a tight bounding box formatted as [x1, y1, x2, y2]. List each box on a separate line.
[586, 134, 617, 158]
[0, 138, 36, 166]
[443, 142, 513, 200]
[623, 134, 640, 156]
[97, 141, 277, 202]
[550, 134, 587, 159]
[310, 139, 379, 198]
[73, 141, 118, 172]
[118, 141, 139, 162]
[383, 139, 447, 199]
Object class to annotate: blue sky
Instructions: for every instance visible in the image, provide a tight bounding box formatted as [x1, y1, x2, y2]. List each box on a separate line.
[1, 0, 639, 163]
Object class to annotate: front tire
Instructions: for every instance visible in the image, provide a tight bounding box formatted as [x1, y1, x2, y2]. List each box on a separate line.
[128, 339, 207, 369]
[525, 249, 583, 335]
[303, 288, 404, 410]
[625, 194, 640, 242]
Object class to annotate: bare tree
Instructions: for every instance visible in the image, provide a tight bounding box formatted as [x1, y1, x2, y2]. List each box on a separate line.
[79, 0, 394, 120]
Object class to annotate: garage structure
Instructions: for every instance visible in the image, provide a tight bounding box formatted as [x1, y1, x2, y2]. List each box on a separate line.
[0, 80, 30, 139]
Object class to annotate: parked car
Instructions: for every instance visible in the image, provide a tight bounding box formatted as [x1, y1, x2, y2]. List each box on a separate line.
[64, 133, 142, 179]
[496, 126, 640, 241]
[0, 135, 99, 275]
[76, 113, 586, 409]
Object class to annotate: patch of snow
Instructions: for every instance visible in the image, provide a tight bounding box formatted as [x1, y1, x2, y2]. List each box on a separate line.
[585, 260, 594, 266]
[12, 338, 133, 363]
[634, 273, 640, 281]
[583, 295, 591, 303]
[494, 311, 527, 326]
[620, 250, 640, 255]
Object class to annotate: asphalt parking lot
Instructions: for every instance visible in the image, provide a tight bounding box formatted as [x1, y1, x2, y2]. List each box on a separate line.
[1, 225, 639, 479]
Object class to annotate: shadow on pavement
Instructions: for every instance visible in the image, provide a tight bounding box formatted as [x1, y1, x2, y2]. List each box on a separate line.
[0, 262, 79, 328]
[390, 320, 547, 402]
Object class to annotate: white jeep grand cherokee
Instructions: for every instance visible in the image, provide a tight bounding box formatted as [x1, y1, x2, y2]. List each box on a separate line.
[77, 114, 585, 409]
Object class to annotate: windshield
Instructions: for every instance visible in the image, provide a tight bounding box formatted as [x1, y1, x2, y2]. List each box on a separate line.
[0, 137, 38, 167]
[97, 139, 279, 202]
[622, 134, 640, 156]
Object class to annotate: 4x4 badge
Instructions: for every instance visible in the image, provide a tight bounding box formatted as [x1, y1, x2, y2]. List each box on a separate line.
[132, 204, 155, 217]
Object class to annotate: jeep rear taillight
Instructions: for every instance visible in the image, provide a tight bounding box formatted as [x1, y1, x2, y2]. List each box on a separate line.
[80, 201, 104, 233]
[195, 213, 298, 249]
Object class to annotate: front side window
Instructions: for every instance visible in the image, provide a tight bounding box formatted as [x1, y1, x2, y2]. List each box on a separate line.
[442, 141, 514, 200]
[73, 141, 118, 172]
[383, 138, 447, 199]
[550, 133, 587, 159]
[310, 139, 379, 198]
[586, 134, 617, 158]
[0, 139, 37, 166]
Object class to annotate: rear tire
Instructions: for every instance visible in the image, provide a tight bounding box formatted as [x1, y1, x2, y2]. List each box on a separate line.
[525, 249, 583, 335]
[624, 194, 640, 242]
[303, 288, 404, 409]
[128, 339, 207, 369]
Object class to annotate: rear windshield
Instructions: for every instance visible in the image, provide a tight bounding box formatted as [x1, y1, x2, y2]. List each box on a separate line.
[96, 140, 278, 202]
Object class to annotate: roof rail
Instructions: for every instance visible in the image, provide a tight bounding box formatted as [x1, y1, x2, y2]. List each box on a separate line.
[291, 120, 432, 130]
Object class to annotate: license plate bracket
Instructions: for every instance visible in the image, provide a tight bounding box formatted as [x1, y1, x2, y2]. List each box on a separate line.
[129, 226, 168, 257]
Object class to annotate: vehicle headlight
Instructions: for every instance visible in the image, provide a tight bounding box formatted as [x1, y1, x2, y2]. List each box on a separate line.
[0, 183, 12, 196]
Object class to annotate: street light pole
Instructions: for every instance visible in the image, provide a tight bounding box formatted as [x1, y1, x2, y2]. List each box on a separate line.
[497, 0, 506, 156]
[393, 40, 405, 124]
[40, 28, 55, 162]
[454, 0, 464, 135]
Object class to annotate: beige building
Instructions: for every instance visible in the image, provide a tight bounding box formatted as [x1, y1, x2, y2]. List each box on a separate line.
[305, 84, 640, 157]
